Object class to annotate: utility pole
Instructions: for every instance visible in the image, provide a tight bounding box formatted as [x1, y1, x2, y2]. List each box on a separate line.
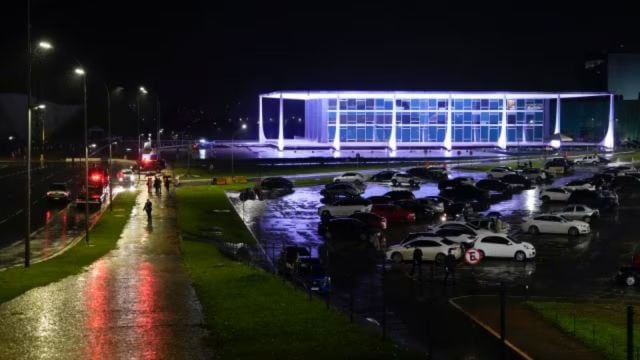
[25, 0, 32, 267]
[82, 73, 89, 243]
[106, 84, 113, 211]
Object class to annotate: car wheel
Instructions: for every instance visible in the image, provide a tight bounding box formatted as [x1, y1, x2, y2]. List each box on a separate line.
[514, 251, 526, 262]
[391, 252, 403, 264]
[626, 276, 636, 286]
[435, 253, 446, 265]
[568, 227, 579, 236]
[541, 196, 550, 202]
[528, 226, 539, 235]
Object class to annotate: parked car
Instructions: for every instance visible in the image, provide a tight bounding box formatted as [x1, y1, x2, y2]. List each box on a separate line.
[563, 179, 596, 192]
[333, 172, 366, 183]
[473, 234, 536, 261]
[446, 201, 490, 218]
[544, 158, 574, 173]
[440, 184, 490, 203]
[366, 195, 393, 204]
[426, 228, 478, 249]
[292, 257, 331, 293]
[349, 212, 387, 230]
[76, 184, 109, 209]
[554, 204, 599, 223]
[475, 179, 514, 193]
[407, 166, 448, 181]
[369, 170, 397, 182]
[384, 190, 415, 201]
[370, 204, 416, 223]
[260, 177, 294, 192]
[387, 237, 462, 264]
[391, 172, 421, 187]
[438, 176, 475, 190]
[428, 221, 498, 237]
[487, 167, 516, 179]
[567, 189, 619, 210]
[393, 199, 436, 220]
[521, 214, 590, 236]
[500, 174, 533, 190]
[588, 173, 614, 188]
[575, 154, 609, 166]
[519, 168, 553, 184]
[323, 218, 383, 251]
[46, 182, 70, 203]
[277, 246, 311, 275]
[318, 197, 372, 219]
[539, 187, 572, 202]
[467, 216, 511, 233]
[417, 196, 451, 213]
[320, 182, 363, 197]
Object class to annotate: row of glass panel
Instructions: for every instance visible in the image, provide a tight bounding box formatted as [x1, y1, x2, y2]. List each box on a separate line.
[327, 111, 544, 125]
[327, 125, 543, 143]
[327, 98, 545, 111]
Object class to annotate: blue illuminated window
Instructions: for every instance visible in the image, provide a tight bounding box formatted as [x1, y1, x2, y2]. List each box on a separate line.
[328, 99, 336, 110]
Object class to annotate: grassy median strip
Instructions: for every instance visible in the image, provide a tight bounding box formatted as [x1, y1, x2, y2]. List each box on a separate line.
[0, 191, 138, 304]
[527, 301, 639, 360]
[176, 186, 420, 359]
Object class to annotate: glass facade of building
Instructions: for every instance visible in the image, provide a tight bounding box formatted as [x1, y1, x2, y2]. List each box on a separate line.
[326, 97, 545, 144]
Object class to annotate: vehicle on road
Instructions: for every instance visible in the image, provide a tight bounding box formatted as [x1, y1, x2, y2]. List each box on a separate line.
[390, 172, 421, 187]
[320, 182, 363, 198]
[46, 183, 70, 203]
[76, 184, 109, 209]
[554, 204, 599, 222]
[487, 167, 516, 179]
[575, 154, 609, 166]
[567, 189, 619, 210]
[349, 212, 387, 230]
[260, 177, 294, 192]
[318, 197, 372, 219]
[370, 204, 416, 223]
[116, 169, 135, 186]
[369, 170, 397, 182]
[334, 172, 366, 184]
[539, 187, 572, 202]
[473, 234, 535, 261]
[292, 256, 331, 293]
[384, 190, 415, 201]
[387, 237, 462, 264]
[563, 179, 596, 192]
[519, 168, 553, 184]
[277, 246, 311, 275]
[521, 214, 590, 236]
[407, 166, 448, 181]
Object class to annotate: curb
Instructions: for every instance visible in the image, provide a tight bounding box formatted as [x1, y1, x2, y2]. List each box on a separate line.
[449, 295, 534, 360]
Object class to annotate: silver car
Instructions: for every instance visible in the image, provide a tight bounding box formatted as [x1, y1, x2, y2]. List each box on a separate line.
[554, 204, 599, 223]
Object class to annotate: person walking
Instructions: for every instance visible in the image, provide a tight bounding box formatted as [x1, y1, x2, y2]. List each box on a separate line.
[154, 176, 162, 195]
[143, 199, 152, 222]
[164, 176, 171, 192]
[443, 249, 457, 285]
[409, 247, 423, 278]
[146, 176, 153, 194]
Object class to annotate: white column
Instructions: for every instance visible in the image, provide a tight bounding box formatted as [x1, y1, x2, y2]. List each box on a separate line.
[388, 96, 397, 151]
[554, 95, 561, 134]
[332, 95, 340, 151]
[600, 94, 615, 149]
[258, 95, 266, 143]
[443, 95, 452, 150]
[277, 93, 284, 151]
[497, 95, 507, 149]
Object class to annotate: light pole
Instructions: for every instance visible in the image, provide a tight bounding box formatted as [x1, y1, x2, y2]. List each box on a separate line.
[75, 67, 89, 244]
[137, 86, 148, 181]
[105, 84, 113, 211]
[231, 123, 247, 179]
[35, 104, 46, 168]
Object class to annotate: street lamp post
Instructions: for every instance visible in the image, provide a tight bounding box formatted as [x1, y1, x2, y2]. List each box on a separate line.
[137, 87, 148, 182]
[231, 123, 247, 179]
[105, 84, 113, 211]
[75, 67, 89, 244]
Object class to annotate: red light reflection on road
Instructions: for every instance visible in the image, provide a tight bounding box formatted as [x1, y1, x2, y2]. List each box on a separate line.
[136, 261, 164, 359]
[84, 260, 111, 360]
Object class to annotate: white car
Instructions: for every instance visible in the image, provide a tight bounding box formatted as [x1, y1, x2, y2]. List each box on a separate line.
[575, 155, 608, 166]
[487, 167, 516, 179]
[563, 180, 596, 192]
[539, 187, 572, 202]
[554, 204, 599, 223]
[333, 172, 366, 183]
[46, 183, 70, 202]
[429, 221, 505, 236]
[391, 173, 421, 187]
[521, 214, 590, 236]
[473, 234, 536, 261]
[318, 198, 372, 219]
[387, 237, 462, 264]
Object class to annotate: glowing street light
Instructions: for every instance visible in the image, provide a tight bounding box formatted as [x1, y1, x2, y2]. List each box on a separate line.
[74, 67, 85, 76]
[139, 86, 148, 94]
[35, 104, 46, 110]
[231, 124, 248, 179]
[38, 41, 53, 50]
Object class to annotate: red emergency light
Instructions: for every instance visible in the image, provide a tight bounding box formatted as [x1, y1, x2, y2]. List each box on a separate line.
[89, 172, 103, 183]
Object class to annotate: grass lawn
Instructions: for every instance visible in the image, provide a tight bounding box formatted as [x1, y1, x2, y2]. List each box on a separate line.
[181, 236, 418, 360]
[0, 191, 138, 304]
[527, 301, 640, 360]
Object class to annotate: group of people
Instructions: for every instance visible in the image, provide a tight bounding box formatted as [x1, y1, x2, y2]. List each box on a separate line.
[146, 175, 171, 195]
[410, 247, 458, 286]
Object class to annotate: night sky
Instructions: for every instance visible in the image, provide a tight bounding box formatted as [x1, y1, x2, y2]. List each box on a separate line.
[1, 1, 639, 138]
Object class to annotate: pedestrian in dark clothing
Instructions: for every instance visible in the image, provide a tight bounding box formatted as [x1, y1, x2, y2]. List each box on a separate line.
[164, 176, 171, 192]
[443, 249, 457, 285]
[143, 199, 152, 222]
[409, 247, 423, 278]
[528, 160, 533, 168]
[154, 177, 162, 195]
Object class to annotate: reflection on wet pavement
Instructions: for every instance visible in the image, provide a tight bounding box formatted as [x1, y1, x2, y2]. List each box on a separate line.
[0, 188, 211, 360]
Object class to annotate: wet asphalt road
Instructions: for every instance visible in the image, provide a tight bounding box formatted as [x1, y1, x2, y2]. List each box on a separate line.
[0, 186, 211, 360]
[230, 165, 640, 358]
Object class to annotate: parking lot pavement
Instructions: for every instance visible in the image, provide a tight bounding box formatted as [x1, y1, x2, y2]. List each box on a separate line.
[228, 165, 640, 355]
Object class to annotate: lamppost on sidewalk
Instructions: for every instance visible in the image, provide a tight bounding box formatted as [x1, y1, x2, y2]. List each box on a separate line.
[137, 87, 148, 181]
[231, 123, 247, 179]
[105, 84, 113, 211]
[75, 67, 90, 244]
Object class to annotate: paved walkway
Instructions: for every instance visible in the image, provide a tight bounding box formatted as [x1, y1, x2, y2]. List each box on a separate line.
[0, 187, 211, 359]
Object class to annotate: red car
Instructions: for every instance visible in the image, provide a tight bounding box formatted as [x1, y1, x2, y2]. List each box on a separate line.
[371, 204, 416, 223]
[350, 212, 387, 230]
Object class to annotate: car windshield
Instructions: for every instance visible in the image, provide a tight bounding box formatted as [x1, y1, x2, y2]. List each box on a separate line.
[507, 236, 521, 244]
[465, 222, 480, 230]
[440, 239, 455, 245]
[559, 215, 571, 221]
[49, 184, 67, 191]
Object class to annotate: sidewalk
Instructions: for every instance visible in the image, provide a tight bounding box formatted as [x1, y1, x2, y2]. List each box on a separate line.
[451, 295, 604, 360]
[0, 186, 211, 359]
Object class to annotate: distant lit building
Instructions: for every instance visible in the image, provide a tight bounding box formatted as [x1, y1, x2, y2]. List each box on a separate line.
[258, 91, 614, 150]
